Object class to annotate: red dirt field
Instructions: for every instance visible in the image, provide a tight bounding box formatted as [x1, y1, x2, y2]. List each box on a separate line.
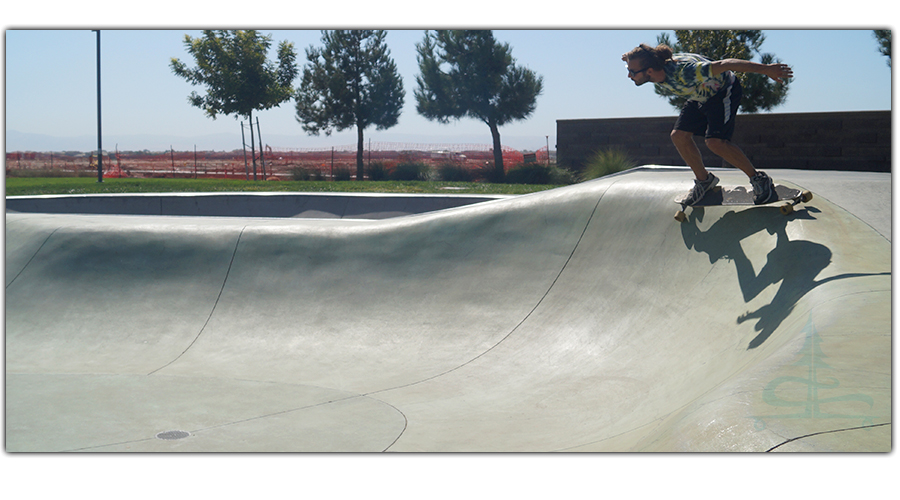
[6, 144, 549, 181]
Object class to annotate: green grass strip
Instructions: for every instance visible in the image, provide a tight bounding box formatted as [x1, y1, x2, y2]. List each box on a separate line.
[5, 177, 563, 197]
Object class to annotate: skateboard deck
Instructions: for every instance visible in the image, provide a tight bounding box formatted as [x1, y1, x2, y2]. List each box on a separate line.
[674, 185, 813, 222]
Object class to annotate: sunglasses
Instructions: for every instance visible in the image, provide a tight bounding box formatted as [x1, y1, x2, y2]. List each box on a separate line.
[627, 66, 651, 77]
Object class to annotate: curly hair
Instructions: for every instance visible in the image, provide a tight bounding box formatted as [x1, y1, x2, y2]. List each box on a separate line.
[621, 43, 673, 70]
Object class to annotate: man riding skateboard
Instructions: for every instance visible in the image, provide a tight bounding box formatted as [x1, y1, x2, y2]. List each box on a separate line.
[622, 43, 793, 206]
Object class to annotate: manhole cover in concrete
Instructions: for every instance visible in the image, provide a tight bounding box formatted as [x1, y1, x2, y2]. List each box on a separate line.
[156, 430, 190, 440]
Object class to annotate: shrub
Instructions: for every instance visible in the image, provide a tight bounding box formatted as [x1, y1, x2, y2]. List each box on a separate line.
[581, 148, 637, 180]
[476, 162, 505, 183]
[367, 161, 389, 181]
[290, 166, 313, 181]
[505, 163, 551, 184]
[290, 166, 327, 181]
[389, 161, 431, 181]
[436, 162, 474, 182]
[547, 164, 577, 185]
[333, 166, 353, 181]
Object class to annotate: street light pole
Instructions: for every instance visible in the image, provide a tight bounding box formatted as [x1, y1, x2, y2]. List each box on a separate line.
[93, 29, 103, 183]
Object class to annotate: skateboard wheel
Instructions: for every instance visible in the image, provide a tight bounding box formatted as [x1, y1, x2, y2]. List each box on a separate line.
[801, 191, 813, 203]
[780, 204, 794, 215]
[674, 211, 687, 222]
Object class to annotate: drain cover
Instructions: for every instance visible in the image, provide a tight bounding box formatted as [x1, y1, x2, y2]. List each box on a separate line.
[156, 430, 190, 440]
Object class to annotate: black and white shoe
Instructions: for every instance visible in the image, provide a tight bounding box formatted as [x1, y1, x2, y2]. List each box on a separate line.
[683, 173, 719, 206]
[750, 171, 777, 205]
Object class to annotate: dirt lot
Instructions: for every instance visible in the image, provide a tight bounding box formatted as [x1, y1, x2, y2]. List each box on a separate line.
[7, 147, 543, 181]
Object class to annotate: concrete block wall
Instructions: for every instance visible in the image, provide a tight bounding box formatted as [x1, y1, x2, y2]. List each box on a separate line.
[557, 111, 890, 173]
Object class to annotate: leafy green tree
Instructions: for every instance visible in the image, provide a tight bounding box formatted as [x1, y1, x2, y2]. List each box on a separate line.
[294, 30, 404, 180]
[873, 30, 891, 67]
[415, 30, 544, 175]
[170, 30, 298, 177]
[656, 30, 789, 113]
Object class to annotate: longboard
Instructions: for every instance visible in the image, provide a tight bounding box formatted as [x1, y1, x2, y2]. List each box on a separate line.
[674, 185, 813, 222]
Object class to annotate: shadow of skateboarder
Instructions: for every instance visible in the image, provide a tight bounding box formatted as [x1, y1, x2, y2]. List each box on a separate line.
[680, 206, 888, 349]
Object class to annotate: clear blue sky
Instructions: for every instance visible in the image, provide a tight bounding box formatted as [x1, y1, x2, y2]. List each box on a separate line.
[5, 27, 892, 152]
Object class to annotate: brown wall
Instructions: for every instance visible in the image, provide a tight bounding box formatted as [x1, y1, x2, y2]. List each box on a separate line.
[557, 111, 891, 173]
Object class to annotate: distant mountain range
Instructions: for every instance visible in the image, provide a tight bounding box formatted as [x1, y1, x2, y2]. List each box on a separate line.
[6, 130, 553, 153]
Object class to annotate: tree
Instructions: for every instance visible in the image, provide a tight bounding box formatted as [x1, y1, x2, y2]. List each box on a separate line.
[873, 30, 891, 67]
[170, 30, 297, 178]
[415, 30, 544, 176]
[294, 30, 404, 180]
[655, 30, 789, 113]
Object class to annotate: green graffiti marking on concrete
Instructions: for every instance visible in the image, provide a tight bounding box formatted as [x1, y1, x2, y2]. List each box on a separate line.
[752, 314, 874, 431]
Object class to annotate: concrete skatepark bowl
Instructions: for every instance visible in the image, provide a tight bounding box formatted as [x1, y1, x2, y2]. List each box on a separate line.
[5, 167, 891, 452]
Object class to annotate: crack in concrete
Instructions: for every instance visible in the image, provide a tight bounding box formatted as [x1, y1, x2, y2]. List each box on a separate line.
[766, 422, 890, 451]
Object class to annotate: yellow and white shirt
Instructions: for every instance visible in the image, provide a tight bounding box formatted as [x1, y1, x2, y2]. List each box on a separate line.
[654, 53, 735, 103]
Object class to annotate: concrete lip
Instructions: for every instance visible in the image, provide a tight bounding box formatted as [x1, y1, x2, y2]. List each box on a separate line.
[5, 167, 891, 451]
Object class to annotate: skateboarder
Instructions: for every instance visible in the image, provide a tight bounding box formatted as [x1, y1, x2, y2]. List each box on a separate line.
[622, 43, 793, 205]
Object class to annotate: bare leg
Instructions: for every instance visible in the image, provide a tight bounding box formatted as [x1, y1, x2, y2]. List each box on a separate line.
[705, 138, 758, 178]
[670, 129, 710, 181]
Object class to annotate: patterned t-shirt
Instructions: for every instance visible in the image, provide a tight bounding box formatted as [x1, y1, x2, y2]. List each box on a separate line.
[654, 53, 735, 103]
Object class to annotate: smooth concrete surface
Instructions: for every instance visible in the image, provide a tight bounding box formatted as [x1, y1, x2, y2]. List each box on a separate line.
[5, 168, 891, 452]
[737, 168, 892, 242]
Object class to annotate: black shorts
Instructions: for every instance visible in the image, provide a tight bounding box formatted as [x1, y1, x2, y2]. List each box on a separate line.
[674, 77, 743, 141]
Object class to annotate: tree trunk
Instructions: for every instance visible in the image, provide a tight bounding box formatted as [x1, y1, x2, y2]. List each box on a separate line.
[249, 110, 257, 180]
[489, 120, 504, 180]
[356, 124, 365, 181]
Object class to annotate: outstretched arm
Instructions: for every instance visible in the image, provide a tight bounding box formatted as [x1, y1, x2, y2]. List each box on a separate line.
[709, 59, 793, 84]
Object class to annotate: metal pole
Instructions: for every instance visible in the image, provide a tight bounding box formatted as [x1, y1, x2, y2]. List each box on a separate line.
[256, 118, 266, 179]
[93, 30, 103, 183]
[250, 118, 257, 181]
[241, 121, 249, 180]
